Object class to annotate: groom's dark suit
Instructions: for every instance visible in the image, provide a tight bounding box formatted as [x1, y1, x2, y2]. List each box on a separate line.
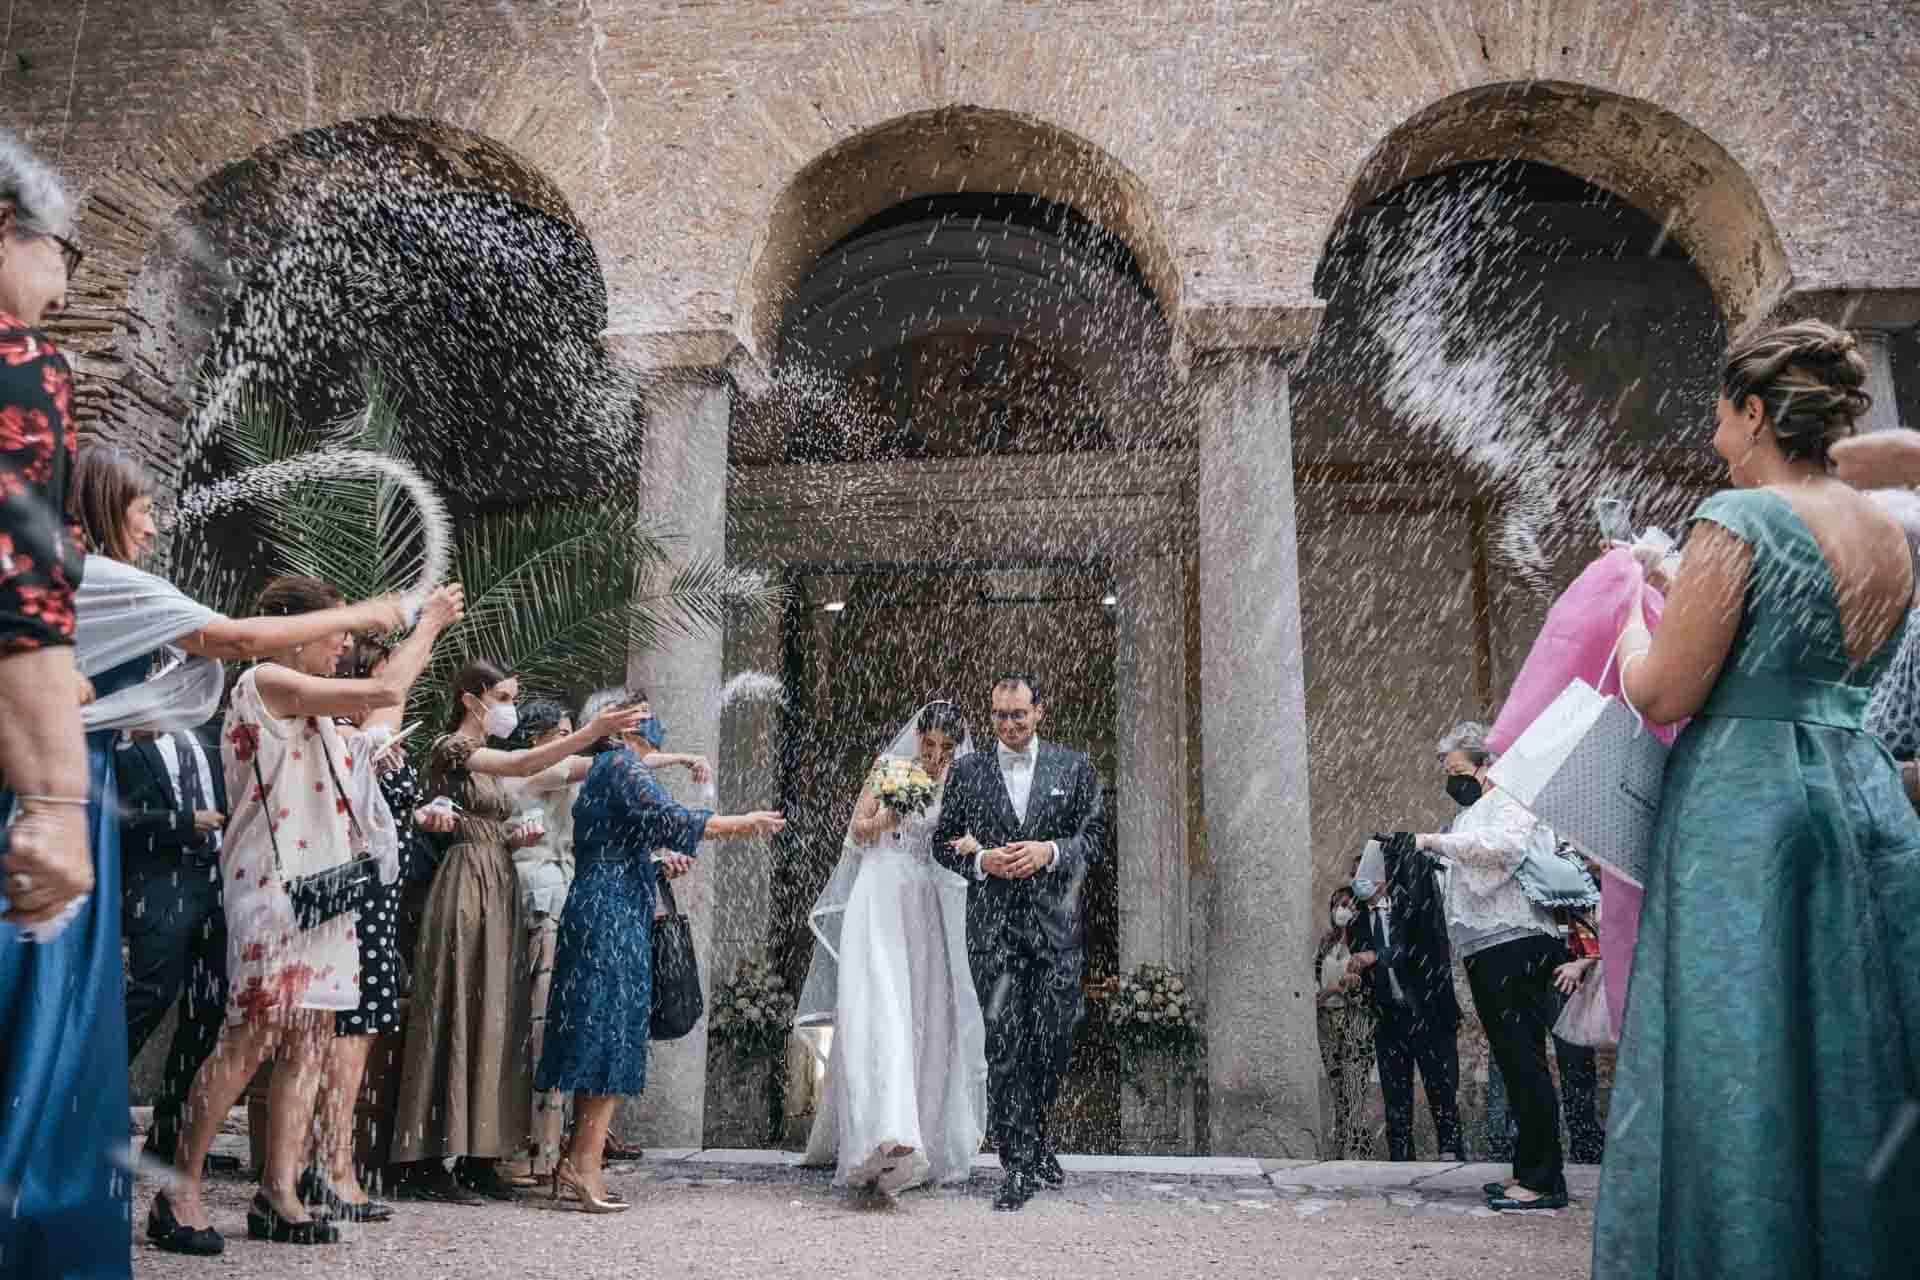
[933, 739, 1105, 1175]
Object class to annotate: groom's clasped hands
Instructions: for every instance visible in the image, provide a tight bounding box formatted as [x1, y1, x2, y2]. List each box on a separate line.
[949, 835, 1052, 879]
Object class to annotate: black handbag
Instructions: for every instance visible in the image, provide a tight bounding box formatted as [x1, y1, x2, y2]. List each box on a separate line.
[650, 871, 704, 1040]
[253, 720, 376, 929]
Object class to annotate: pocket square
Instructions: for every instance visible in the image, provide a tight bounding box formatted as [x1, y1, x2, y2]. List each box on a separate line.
[1049, 788, 1066, 797]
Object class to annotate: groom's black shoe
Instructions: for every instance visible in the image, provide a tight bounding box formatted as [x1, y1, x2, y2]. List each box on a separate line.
[993, 1171, 1035, 1212]
[1034, 1152, 1065, 1188]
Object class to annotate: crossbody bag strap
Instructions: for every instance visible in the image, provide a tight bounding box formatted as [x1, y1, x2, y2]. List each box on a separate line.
[312, 718, 363, 839]
[250, 750, 285, 879]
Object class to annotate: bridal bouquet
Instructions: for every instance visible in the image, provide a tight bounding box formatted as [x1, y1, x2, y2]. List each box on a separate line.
[1092, 963, 1203, 1085]
[710, 955, 795, 1059]
[868, 755, 937, 817]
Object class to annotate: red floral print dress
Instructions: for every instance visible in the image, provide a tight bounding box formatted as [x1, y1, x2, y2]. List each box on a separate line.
[218, 667, 361, 1022]
[0, 312, 83, 654]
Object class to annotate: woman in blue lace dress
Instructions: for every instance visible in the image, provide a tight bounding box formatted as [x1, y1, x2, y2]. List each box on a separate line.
[534, 687, 783, 1211]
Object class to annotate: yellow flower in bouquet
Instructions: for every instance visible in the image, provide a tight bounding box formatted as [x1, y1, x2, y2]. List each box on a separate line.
[869, 754, 938, 816]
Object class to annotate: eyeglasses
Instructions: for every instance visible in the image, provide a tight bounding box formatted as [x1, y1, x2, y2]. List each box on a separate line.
[48, 233, 83, 278]
[990, 709, 1033, 723]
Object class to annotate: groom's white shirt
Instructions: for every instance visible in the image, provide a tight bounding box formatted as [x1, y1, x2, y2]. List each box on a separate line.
[971, 738, 1061, 880]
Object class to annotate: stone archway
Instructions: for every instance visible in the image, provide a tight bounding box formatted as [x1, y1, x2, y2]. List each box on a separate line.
[80, 115, 612, 514]
[739, 106, 1184, 369]
[1314, 80, 1791, 336]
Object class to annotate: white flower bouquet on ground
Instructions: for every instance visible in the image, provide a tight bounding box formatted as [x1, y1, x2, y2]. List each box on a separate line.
[709, 955, 796, 1059]
[1090, 963, 1203, 1085]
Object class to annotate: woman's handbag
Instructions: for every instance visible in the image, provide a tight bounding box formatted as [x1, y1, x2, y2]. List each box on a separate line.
[650, 871, 704, 1040]
[1552, 961, 1616, 1048]
[254, 722, 376, 929]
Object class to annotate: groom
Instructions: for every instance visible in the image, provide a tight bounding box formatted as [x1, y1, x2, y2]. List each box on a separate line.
[934, 673, 1105, 1211]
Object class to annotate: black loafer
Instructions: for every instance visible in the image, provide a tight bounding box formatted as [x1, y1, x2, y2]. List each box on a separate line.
[147, 1192, 225, 1256]
[298, 1168, 395, 1222]
[247, 1192, 340, 1244]
[1034, 1153, 1065, 1188]
[993, 1171, 1034, 1212]
[1488, 1192, 1569, 1212]
[393, 1170, 484, 1205]
[1483, 1181, 1513, 1197]
[454, 1164, 524, 1202]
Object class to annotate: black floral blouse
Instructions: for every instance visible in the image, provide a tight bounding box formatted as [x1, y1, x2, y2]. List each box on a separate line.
[0, 314, 83, 654]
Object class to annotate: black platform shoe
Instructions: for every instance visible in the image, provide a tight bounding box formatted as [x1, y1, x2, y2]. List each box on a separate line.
[993, 1170, 1035, 1212]
[246, 1192, 340, 1244]
[298, 1167, 395, 1223]
[147, 1191, 225, 1256]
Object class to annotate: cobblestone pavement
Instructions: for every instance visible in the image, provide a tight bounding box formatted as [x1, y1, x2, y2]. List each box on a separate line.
[131, 1155, 1596, 1280]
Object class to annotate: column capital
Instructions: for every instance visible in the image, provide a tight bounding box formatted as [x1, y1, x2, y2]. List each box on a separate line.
[1184, 304, 1325, 369]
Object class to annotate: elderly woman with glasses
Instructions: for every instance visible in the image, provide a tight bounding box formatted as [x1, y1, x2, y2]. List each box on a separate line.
[0, 127, 110, 1278]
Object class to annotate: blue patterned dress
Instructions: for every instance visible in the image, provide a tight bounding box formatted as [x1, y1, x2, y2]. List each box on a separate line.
[534, 749, 709, 1097]
[1594, 489, 1920, 1279]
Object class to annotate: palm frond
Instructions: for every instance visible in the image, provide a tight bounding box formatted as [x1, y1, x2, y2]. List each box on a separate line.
[190, 371, 785, 730]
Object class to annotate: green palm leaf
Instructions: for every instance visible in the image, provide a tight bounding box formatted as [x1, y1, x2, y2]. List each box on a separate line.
[199, 372, 784, 729]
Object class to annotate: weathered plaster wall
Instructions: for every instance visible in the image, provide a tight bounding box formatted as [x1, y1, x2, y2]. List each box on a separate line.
[8, 0, 1917, 415]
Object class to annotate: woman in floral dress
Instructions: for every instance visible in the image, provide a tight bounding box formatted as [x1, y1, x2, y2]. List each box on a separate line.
[161, 577, 461, 1251]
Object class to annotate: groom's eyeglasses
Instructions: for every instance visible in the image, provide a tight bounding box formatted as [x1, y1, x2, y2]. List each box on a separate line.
[990, 709, 1032, 723]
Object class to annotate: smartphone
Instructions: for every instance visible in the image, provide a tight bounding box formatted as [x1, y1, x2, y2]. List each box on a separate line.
[1594, 497, 1633, 544]
[383, 721, 422, 753]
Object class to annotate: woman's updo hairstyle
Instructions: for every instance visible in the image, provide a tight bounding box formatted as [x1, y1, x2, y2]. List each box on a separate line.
[916, 700, 969, 746]
[255, 575, 345, 618]
[1720, 320, 1873, 466]
[510, 697, 571, 750]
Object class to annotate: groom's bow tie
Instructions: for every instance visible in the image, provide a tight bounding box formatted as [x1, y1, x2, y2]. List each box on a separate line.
[998, 743, 1035, 771]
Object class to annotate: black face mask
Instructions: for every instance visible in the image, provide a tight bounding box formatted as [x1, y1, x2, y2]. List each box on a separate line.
[1446, 774, 1483, 808]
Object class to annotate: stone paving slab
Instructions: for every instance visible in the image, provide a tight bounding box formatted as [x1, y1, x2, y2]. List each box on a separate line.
[1286, 1159, 1461, 1189]
[637, 1146, 703, 1162]
[683, 1147, 800, 1165]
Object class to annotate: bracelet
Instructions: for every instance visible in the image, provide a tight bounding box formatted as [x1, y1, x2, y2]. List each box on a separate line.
[15, 793, 90, 807]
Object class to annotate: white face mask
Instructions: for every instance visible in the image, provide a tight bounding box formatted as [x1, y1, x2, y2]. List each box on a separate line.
[482, 701, 519, 740]
[1332, 907, 1355, 928]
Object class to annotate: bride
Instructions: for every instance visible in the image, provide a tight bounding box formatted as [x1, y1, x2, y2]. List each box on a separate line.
[798, 701, 987, 1194]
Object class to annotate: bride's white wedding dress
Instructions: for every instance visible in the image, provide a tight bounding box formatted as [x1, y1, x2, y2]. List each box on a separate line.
[801, 799, 987, 1192]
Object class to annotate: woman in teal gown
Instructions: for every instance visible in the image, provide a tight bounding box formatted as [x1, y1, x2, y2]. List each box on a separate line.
[1597, 320, 1920, 1279]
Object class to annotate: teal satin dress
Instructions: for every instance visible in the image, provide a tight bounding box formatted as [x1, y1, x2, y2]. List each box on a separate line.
[1594, 489, 1920, 1279]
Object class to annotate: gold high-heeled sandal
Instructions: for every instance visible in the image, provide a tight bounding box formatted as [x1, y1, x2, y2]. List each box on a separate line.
[552, 1158, 629, 1214]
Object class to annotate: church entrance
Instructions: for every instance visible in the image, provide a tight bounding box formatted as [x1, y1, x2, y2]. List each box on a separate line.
[770, 561, 1125, 1151]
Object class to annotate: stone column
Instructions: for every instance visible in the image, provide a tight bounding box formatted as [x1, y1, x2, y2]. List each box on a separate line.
[1853, 328, 1905, 433]
[708, 603, 783, 989]
[1116, 553, 1191, 970]
[1193, 351, 1321, 1158]
[620, 374, 730, 1150]
[1114, 552, 1195, 1152]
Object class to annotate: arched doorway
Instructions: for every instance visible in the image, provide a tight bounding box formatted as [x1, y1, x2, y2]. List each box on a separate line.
[105, 116, 627, 592]
[1296, 152, 1732, 1156]
[728, 180, 1189, 1153]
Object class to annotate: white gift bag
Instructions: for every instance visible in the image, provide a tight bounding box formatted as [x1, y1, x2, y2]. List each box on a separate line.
[1552, 962, 1616, 1048]
[1488, 677, 1667, 888]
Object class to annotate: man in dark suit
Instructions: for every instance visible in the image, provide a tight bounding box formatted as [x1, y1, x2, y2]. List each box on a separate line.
[1347, 831, 1463, 1162]
[933, 673, 1105, 1212]
[117, 721, 231, 1168]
